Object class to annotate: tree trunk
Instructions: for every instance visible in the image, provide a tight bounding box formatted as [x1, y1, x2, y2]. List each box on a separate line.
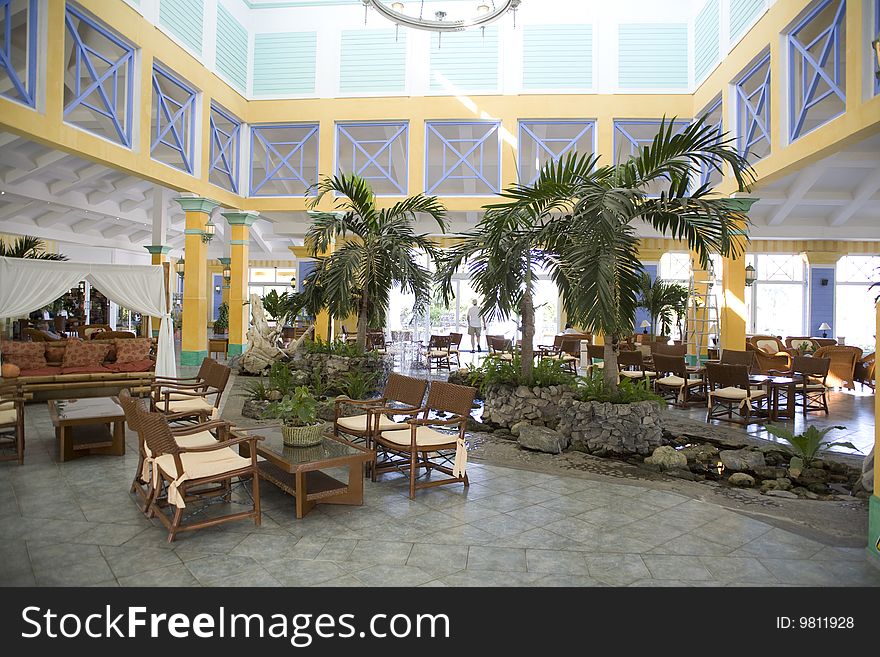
[356, 292, 369, 350]
[603, 335, 620, 392]
[520, 289, 535, 382]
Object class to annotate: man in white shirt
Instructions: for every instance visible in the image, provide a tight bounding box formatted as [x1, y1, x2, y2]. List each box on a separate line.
[466, 299, 485, 352]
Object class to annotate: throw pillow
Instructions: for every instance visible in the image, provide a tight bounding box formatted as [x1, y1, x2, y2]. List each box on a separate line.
[61, 339, 111, 368]
[0, 341, 47, 370]
[115, 338, 152, 364]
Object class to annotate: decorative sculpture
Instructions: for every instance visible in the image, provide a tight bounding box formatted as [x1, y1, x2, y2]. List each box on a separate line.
[238, 293, 283, 374]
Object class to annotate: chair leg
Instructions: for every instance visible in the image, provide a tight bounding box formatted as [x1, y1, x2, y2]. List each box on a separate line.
[252, 473, 261, 527]
[167, 505, 183, 543]
[409, 449, 417, 499]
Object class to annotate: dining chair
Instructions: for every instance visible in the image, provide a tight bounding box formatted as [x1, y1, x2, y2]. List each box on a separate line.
[704, 362, 767, 425]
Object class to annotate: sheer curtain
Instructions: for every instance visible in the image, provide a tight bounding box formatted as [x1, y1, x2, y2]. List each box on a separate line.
[0, 257, 176, 378]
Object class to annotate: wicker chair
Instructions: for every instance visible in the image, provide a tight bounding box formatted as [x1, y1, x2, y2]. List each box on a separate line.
[373, 381, 477, 499]
[118, 389, 226, 512]
[585, 343, 605, 375]
[812, 345, 861, 390]
[617, 349, 655, 382]
[541, 336, 581, 373]
[784, 336, 822, 352]
[652, 353, 705, 407]
[0, 382, 25, 465]
[487, 335, 514, 361]
[334, 373, 428, 448]
[448, 332, 463, 367]
[854, 352, 875, 391]
[720, 349, 756, 372]
[791, 355, 830, 416]
[747, 335, 794, 374]
[650, 341, 687, 357]
[705, 362, 767, 425]
[24, 327, 62, 342]
[122, 395, 261, 542]
[424, 334, 453, 370]
[151, 360, 231, 422]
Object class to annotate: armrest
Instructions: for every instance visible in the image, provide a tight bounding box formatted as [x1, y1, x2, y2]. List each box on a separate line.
[407, 414, 464, 427]
[369, 405, 423, 417]
[179, 434, 263, 453]
[160, 387, 218, 400]
[171, 420, 230, 436]
[335, 397, 385, 408]
[152, 375, 199, 383]
[152, 380, 206, 390]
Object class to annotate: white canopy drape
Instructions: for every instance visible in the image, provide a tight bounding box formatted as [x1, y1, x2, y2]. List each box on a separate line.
[0, 257, 176, 378]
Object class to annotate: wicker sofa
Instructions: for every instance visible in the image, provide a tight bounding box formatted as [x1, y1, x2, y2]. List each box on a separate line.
[1, 336, 155, 401]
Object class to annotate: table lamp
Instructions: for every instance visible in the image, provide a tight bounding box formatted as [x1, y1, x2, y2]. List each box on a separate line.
[639, 320, 651, 334]
[818, 322, 831, 338]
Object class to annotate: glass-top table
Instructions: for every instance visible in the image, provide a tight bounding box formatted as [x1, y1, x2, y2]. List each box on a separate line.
[231, 424, 373, 518]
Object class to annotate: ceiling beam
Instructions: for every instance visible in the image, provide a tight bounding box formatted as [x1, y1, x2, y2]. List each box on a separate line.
[0, 200, 31, 220]
[0, 179, 151, 226]
[829, 168, 880, 227]
[249, 221, 274, 256]
[101, 223, 139, 239]
[48, 163, 109, 195]
[34, 210, 71, 228]
[3, 150, 69, 185]
[0, 219, 150, 253]
[86, 177, 151, 204]
[767, 166, 825, 226]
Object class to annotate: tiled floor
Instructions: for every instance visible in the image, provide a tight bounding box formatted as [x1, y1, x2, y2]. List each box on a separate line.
[2, 390, 878, 587]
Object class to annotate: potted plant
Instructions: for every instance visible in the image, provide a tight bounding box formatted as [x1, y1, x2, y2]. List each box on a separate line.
[213, 302, 229, 337]
[262, 385, 325, 446]
[797, 340, 815, 356]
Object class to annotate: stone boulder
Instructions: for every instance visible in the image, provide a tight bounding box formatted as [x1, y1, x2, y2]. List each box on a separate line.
[719, 449, 766, 472]
[728, 473, 755, 487]
[644, 446, 687, 470]
[765, 489, 798, 499]
[518, 425, 569, 455]
[558, 398, 664, 457]
[509, 420, 530, 437]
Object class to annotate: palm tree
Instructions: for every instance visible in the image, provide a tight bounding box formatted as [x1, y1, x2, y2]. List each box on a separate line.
[0, 235, 67, 260]
[636, 273, 689, 339]
[486, 117, 755, 390]
[436, 209, 545, 380]
[305, 174, 447, 349]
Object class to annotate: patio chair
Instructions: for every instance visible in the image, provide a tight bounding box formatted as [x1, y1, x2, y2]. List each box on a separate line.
[650, 341, 687, 357]
[448, 332, 463, 367]
[617, 349, 656, 382]
[0, 382, 25, 465]
[854, 352, 875, 391]
[424, 334, 453, 370]
[747, 335, 794, 374]
[151, 360, 231, 422]
[118, 389, 225, 513]
[367, 331, 389, 355]
[487, 335, 514, 361]
[652, 353, 705, 407]
[813, 345, 861, 390]
[540, 336, 581, 373]
[704, 362, 767, 425]
[720, 349, 756, 372]
[784, 336, 822, 352]
[791, 355, 830, 416]
[334, 373, 428, 448]
[123, 392, 261, 542]
[372, 381, 477, 499]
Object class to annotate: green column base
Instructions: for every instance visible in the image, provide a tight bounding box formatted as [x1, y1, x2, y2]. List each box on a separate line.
[181, 350, 208, 366]
[868, 495, 880, 570]
[227, 343, 246, 357]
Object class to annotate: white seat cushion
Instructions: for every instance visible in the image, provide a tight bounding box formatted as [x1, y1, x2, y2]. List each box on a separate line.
[336, 413, 406, 434]
[620, 370, 645, 378]
[165, 398, 215, 414]
[494, 353, 514, 361]
[711, 386, 766, 401]
[802, 383, 827, 391]
[175, 430, 220, 449]
[155, 447, 250, 480]
[380, 426, 459, 448]
[429, 350, 449, 357]
[551, 354, 577, 362]
[0, 406, 17, 425]
[656, 375, 703, 388]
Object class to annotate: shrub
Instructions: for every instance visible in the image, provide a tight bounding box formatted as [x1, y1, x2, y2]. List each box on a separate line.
[303, 337, 369, 358]
[213, 302, 229, 334]
[268, 361, 293, 397]
[468, 355, 576, 394]
[338, 369, 380, 400]
[764, 423, 857, 469]
[263, 386, 318, 427]
[241, 378, 270, 402]
[574, 371, 664, 405]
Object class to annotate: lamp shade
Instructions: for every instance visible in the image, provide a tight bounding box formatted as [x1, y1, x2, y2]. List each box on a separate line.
[818, 323, 831, 331]
[175, 259, 185, 277]
[222, 265, 231, 280]
[639, 320, 651, 329]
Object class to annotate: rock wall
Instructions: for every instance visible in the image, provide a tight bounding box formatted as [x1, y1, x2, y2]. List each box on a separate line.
[557, 398, 664, 456]
[481, 384, 576, 428]
[287, 352, 393, 395]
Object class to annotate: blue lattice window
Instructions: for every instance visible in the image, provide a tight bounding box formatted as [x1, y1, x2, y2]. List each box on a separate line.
[336, 122, 408, 195]
[250, 123, 319, 196]
[0, 0, 37, 107]
[788, 0, 845, 141]
[613, 119, 690, 196]
[425, 121, 500, 196]
[735, 51, 771, 161]
[63, 4, 135, 148]
[697, 96, 724, 189]
[518, 120, 595, 185]
[151, 65, 198, 174]
[209, 103, 241, 193]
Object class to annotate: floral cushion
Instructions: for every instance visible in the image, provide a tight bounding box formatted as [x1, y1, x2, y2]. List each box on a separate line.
[61, 338, 111, 368]
[44, 343, 66, 364]
[115, 338, 152, 363]
[60, 365, 112, 375]
[0, 341, 47, 370]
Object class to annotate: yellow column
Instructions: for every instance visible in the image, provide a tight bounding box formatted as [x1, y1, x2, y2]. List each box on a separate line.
[175, 197, 218, 366]
[289, 243, 333, 341]
[720, 256, 747, 352]
[144, 245, 170, 337]
[221, 211, 260, 356]
[688, 253, 711, 362]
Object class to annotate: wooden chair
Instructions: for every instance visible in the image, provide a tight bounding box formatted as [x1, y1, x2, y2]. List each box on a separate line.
[747, 335, 794, 374]
[812, 345, 861, 390]
[372, 381, 477, 499]
[585, 343, 606, 375]
[617, 349, 655, 382]
[791, 355, 830, 416]
[720, 349, 756, 372]
[704, 362, 767, 425]
[650, 341, 687, 357]
[118, 389, 226, 513]
[334, 373, 428, 448]
[0, 382, 25, 465]
[151, 360, 231, 422]
[540, 336, 581, 373]
[124, 396, 261, 542]
[448, 332, 463, 367]
[367, 331, 388, 355]
[854, 352, 875, 391]
[652, 353, 705, 407]
[424, 334, 453, 370]
[487, 335, 514, 361]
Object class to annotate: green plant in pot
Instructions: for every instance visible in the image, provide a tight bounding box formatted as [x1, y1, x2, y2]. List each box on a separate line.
[213, 302, 229, 336]
[262, 385, 324, 447]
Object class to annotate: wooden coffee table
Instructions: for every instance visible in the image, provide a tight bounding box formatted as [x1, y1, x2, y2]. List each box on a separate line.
[233, 424, 373, 518]
[48, 397, 126, 462]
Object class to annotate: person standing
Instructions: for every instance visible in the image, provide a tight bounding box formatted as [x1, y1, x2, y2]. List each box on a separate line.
[466, 299, 485, 352]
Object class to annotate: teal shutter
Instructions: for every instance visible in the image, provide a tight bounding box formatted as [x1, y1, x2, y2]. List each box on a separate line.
[215, 5, 248, 92]
[618, 23, 688, 89]
[339, 30, 406, 94]
[522, 25, 592, 90]
[159, 0, 204, 55]
[730, 0, 765, 43]
[695, 0, 720, 83]
[429, 27, 498, 93]
[253, 32, 317, 96]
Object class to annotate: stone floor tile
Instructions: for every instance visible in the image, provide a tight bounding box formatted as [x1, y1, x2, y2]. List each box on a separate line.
[407, 543, 469, 571]
[315, 539, 359, 562]
[229, 532, 299, 560]
[642, 554, 715, 580]
[117, 563, 199, 587]
[71, 522, 148, 547]
[101, 545, 183, 578]
[536, 574, 604, 587]
[262, 557, 346, 587]
[698, 556, 777, 583]
[758, 558, 841, 586]
[351, 564, 435, 587]
[503, 504, 570, 528]
[525, 549, 590, 575]
[439, 570, 545, 587]
[316, 575, 367, 587]
[647, 533, 734, 557]
[585, 553, 651, 585]
[347, 539, 414, 565]
[185, 554, 265, 585]
[466, 546, 527, 572]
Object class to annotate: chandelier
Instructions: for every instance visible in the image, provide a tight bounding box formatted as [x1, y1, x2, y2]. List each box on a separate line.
[362, 1, 521, 42]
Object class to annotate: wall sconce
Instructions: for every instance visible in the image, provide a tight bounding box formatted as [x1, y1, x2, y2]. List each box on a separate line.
[202, 220, 216, 243]
[745, 264, 757, 286]
[175, 259, 185, 278]
[290, 274, 297, 289]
